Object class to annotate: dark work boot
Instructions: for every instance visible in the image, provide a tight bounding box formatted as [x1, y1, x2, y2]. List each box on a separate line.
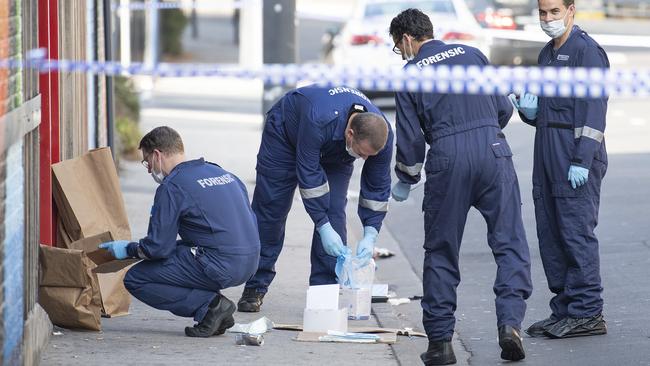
[420, 340, 456, 365]
[185, 295, 236, 337]
[498, 325, 525, 361]
[525, 314, 563, 337]
[544, 314, 607, 339]
[237, 288, 265, 312]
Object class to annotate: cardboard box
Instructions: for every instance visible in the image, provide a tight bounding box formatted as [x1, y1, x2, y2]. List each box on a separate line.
[302, 308, 348, 333]
[341, 288, 371, 320]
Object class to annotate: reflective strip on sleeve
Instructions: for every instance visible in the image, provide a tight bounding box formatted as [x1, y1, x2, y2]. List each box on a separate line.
[396, 161, 423, 176]
[299, 182, 330, 199]
[574, 126, 604, 142]
[359, 198, 389, 212]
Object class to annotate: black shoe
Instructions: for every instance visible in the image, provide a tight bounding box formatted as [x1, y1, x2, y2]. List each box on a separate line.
[420, 340, 456, 365]
[498, 325, 525, 361]
[544, 314, 607, 339]
[185, 295, 236, 337]
[237, 288, 265, 312]
[525, 314, 563, 337]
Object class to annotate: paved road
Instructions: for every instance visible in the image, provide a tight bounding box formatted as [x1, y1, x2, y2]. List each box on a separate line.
[174, 13, 650, 364]
[383, 109, 650, 365]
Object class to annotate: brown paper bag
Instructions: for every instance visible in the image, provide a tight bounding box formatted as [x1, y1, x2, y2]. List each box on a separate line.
[52, 147, 131, 242]
[94, 260, 138, 317]
[67, 232, 138, 317]
[38, 245, 102, 331]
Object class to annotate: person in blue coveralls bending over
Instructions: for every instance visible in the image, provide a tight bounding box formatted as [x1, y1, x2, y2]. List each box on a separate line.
[510, 0, 609, 340]
[236, 85, 393, 314]
[389, 8, 532, 365]
[99, 126, 260, 338]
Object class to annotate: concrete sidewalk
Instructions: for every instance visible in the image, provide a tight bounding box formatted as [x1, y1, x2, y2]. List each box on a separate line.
[39, 75, 459, 365]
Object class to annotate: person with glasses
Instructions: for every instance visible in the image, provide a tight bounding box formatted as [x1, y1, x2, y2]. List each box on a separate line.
[99, 126, 260, 338]
[388, 8, 532, 364]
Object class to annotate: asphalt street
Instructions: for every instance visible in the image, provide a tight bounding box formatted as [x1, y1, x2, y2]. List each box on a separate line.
[299, 13, 650, 365]
[175, 12, 650, 365]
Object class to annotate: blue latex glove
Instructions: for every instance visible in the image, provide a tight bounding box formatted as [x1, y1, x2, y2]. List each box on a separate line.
[568, 165, 589, 189]
[508, 92, 538, 120]
[355, 226, 378, 265]
[99, 240, 131, 260]
[391, 181, 411, 202]
[317, 222, 346, 257]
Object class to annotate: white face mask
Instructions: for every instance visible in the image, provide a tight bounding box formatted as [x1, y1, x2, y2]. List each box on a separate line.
[541, 8, 570, 39]
[346, 142, 362, 159]
[151, 154, 165, 184]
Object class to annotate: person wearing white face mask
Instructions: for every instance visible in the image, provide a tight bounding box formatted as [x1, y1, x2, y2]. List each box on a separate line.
[236, 85, 393, 314]
[510, 0, 610, 340]
[389, 8, 532, 365]
[100, 126, 261, 338]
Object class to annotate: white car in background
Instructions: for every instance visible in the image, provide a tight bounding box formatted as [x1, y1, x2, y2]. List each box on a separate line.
[327, 0, 496, 68]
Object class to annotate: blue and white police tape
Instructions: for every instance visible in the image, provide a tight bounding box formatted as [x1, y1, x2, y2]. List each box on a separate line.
[4, 55, 650, 99]
[111, 1, 241, 12]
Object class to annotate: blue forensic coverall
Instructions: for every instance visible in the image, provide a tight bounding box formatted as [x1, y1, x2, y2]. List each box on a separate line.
[123, 159, 260, 322]
[519, 25, 609, 319]
[395, 40, 532, 341]
[244, 85, 393, 291]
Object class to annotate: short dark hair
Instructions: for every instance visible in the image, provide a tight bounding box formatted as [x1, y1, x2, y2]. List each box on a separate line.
[389, 8, 434, 42]
[139, 126, 184, 155]
[563, 0, 574, 7]
[350, 112, 388, 152]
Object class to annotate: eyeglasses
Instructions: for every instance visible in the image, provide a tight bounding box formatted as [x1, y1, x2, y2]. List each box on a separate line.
[141, 153, 151, 170]
[392, 35, 405, 55]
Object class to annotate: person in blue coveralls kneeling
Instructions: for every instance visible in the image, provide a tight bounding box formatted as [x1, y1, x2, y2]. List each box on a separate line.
[100, 126, 260, 338]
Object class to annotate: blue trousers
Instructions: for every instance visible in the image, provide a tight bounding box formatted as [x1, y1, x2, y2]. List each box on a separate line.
[421, 127, 532, 341]
[245, 107, 353, 291]
[532, 128, 607, 318]
[124, 245, 257, 321]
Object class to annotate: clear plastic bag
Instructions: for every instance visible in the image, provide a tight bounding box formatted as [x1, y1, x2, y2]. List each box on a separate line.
[335, 248, 375, 290]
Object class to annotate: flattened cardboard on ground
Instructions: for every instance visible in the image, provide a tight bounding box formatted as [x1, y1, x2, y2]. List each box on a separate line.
[52, 147, 131, 242]
[274, 323, 426, 338]
[38, 245, 102, 331]
[294, 331, 397, 344]
[67, 232, 139, 317]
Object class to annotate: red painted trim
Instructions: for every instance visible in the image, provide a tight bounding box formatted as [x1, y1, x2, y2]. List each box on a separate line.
[38, 0, 59, 246]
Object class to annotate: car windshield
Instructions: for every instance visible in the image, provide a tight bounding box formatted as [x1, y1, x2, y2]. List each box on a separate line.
[364, 0, 457, 18]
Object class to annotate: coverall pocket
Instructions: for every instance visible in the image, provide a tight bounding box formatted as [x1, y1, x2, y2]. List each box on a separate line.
[546, 98, 574, 127]
[491, 141, 515, 183]
[490, 141, 513, 158]
[425, 157, 449, 173]
[195, 254, 233, 288]
[422, 158, 450, 212]
[551, 183, 585, 198]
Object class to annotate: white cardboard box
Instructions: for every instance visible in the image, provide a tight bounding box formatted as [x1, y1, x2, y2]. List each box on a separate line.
[341, 288, 371, 320]
[306, 284, 340, 310]
[303, 308, 348, 333]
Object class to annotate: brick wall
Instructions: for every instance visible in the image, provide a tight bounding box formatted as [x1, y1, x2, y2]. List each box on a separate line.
[0, 0, 25, 364]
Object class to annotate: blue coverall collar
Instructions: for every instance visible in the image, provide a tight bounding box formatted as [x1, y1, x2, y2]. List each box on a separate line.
[166, 158, 205, 179]
[550, 25, 581, 52]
